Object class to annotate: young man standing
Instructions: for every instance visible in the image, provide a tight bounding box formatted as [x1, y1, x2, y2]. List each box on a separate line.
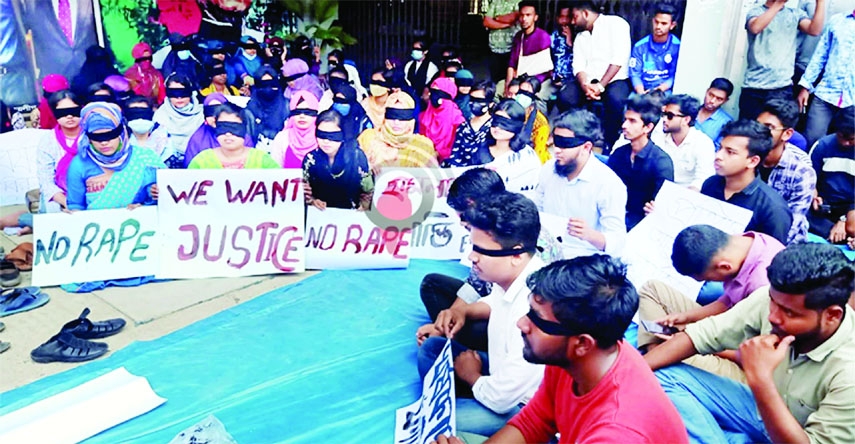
[535, 110, 627, 259]
[645, 243, 855, 443]
[417, 192, 545, 437]
[695, 78, 734, 148]
[608, 95, 674, 229]
[755, 99, 816, 244]
[629, 3, 681, 96]
[482, 0, 520, 83]
[433, 256, 689, 444]
[505, 1, 552, 97]
[740, 0, 826, 119]
[652, 94, 716, 190]
[570, 0, 632, 148]
[701, 119, 792, 244]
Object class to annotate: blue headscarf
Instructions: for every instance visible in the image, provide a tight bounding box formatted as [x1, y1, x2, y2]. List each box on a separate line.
[79, 101, 131, 169]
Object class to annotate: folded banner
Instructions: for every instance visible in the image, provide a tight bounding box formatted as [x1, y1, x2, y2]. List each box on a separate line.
[394, 339, 456, 444]
[304, 206, 411, 270]
[32, 207, 159, 286]
[372, 166, 471, 260]
[157, 169, 305, 279]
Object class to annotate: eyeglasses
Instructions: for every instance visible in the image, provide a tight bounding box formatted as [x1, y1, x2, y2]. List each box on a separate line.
[526, 308, 580, 336]
[661, 111, 686, 120]
[761, 124, 787, 132]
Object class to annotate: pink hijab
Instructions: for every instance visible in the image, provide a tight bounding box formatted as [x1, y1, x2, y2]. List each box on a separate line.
[285, 91, 319, 156]
[419, 77, 464, 161]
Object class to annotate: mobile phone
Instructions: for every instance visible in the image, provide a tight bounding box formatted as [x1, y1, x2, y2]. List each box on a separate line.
[640, 319, 678, 335]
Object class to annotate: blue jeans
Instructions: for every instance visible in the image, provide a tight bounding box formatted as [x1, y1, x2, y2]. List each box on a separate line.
[655, 364, 770, 444]
[418, 337, 517, 436]
[805, 98, 852, 148]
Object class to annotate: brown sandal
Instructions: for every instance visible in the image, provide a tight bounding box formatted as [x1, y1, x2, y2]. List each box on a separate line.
[6, 243, 33, 272]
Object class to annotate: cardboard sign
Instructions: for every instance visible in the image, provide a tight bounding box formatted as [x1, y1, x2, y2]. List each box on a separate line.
[624, 181, 753, 300]
[156, 169, 305, 279]
[372, 167, 471, 260]
[304, 207, 411, 270]
[32, 207, 159, 286]
[394, 339, 456, 444]
[0, 129, 46, 205]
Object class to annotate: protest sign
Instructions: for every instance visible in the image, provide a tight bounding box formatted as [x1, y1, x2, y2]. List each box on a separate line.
[371, 167, 471, 260]
[537, 212, 602, 260]
[394, 339, 456, 444]
[157, 169, 305, 279]
[32, 207, 159, 286]
[304, 207, 411, 270]
[0, 129, 45, 205]
[625, 181, 753, 300]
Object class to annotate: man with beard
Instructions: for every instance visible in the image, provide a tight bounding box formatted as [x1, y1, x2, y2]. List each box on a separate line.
[534, 110, 627, 259]
[645, 243, 855, 443]
[417, 192, 545, 437]
[432, 256, 688, 444]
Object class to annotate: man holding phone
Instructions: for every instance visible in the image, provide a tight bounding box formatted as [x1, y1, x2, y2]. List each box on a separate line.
[637, 224, 784, 382]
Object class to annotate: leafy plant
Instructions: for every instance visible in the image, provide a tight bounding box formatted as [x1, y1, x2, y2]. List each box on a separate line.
[279, 0, 357, 49]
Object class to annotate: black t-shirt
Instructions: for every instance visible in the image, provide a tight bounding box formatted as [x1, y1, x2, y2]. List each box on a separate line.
[701, 175, 793, 244]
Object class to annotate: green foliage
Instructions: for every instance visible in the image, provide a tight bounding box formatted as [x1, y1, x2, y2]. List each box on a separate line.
[279, 0, 356, 50]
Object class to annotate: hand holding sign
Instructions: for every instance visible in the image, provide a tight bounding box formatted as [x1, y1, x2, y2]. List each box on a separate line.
[435, 307, 466, 339]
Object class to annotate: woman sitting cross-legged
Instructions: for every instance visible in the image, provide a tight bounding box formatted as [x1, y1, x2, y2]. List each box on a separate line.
[357, 91, 437, 172]
[303, 110, 374, 211]
[66, 102, 165, 211]
[188, 102, 279, 170]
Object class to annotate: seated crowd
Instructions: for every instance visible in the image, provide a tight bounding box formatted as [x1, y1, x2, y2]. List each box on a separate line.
[1, 0, 854, 442]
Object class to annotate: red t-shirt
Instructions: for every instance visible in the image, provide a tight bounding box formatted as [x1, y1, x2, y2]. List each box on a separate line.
[508, 341, 688, 443]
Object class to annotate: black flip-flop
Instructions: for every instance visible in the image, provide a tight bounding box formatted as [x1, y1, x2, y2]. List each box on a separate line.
[61, 308, 126, 339]
[30, 332, 108, 363]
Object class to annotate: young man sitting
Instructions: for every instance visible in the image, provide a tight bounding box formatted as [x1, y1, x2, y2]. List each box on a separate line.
[701, 119, 792, 244]
[433, 256, 689, 444]
[809, 111, 855, 244]
[638, 224, 785, 381]
[695, 77, 734, 149]
[417, 191, 545, 437]
[645, 243, 855, 443]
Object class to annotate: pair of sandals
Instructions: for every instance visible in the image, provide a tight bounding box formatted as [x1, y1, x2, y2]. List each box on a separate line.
[30, 308, 126, 363]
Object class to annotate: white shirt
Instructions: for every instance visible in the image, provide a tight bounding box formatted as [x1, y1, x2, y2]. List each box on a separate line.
[488, 146, 541, 201]
[651, 127, 716, 189]
[535, 156, 627, 258]
[51, 0, 78, 40]
[572, 14, 631, 82]
[472, 256, 546, 413]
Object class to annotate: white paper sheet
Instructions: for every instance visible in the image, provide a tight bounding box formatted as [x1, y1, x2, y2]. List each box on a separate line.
[0, 367, 166, 444]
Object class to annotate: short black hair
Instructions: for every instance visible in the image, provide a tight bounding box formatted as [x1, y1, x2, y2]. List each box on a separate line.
[664, 94, 701, 125]
[833, 107, 855, 136]
[518, 0, 538, 13]
[123, 95, 151, 109]
[527, 255, 638, 348]
[557, 0, 572, 11]
[472, 79, 496, 102]
[520, 75, 542, 94]
[165, 73, 194, 89]
[654, 3, 678, 21]
[624, 94, 661, 127]
[87, 82, 116, 101]
[761, 98, 800, 130]
[463, 191, 540, 253]
[316, 108, 343, 129]
[720, 119, 774, 162]
[327, 49, 344, 62]
[767, 243, 855, 311]
[48, 89, 80, 109]
[215, 102, 243, 121]
[572, 0, 599, 12]
[671, 225, 730, 277]
[447, 168, 506, 212]
[709, 77, 734, 97]
[486, 99, 529, 153]
[552, 109, 604, 147]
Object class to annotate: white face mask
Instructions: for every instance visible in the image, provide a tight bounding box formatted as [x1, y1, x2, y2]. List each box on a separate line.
[128, 119, 155, 134]
[242, 49, 258, 61]
[177, 50, 191, 60]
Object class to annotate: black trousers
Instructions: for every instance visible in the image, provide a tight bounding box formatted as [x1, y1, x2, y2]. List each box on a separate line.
[419, 273, 488, 351]
[489, 51, 511, 84]
[555, 78, 631, 152]
[738, 86, 793, 120]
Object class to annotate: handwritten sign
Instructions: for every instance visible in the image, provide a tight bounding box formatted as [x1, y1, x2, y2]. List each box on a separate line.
[537, 212, 601, 260]
[625, 181, 753, 300]
[32, 207, 159, 286]
[304, 207, 411, 270]
[156, 169, 305, 279]
[395, 339, 456, 444]
[373, 167, 471, 260]
[0, 129, 45, 205]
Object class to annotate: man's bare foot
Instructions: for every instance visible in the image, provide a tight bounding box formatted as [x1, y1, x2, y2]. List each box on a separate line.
[18, 227, 32, 235]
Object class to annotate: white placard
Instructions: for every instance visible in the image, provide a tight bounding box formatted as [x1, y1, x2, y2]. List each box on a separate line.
[625, 181, 753, 300]
[304, 206, 411, 269]
[32, 207, 159, 286]
[156, 169, 305, 279]
[0, 129, 46, 205]
[0, 367, 166, 444]
[395, 339, 456, 444]
[537, 212, 602, 260]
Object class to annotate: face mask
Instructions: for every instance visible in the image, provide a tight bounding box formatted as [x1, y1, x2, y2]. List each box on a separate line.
[242, 49, 258, 61]
[515, 93, 533, 109]
[127, 119, 155, 134]
[429, 89, 451, 108]
[470, 101, 488, 116]
[329, 77, 347, 92]
[257, 87, 278, 101]
[332, 102, 351, 116]
[328, 60, 339, 69]
[369, 84, 389, 97]
[177, 50, 191, 60]
[411, 49, 424, 61]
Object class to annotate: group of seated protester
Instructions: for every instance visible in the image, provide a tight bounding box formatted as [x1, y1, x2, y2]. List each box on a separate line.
[1, 1, 854, 441]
